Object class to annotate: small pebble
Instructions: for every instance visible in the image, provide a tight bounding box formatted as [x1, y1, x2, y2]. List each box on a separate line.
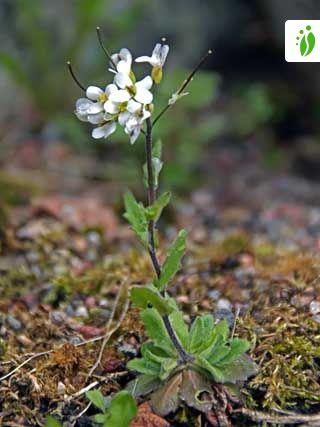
[75, 306, 89, 317]
[7, 316, 22, 331]
[118, 343, 137, 357]
[217, 298, 232, 311]
[208, 289, 220, 300]
[51, 310, 66, 325]
[310, 300, 320, 315]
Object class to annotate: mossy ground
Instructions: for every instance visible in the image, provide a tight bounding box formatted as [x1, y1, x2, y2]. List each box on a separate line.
[0, 183, 320, 426]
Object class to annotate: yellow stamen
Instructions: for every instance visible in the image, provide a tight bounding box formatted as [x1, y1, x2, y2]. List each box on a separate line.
[98, 93, 108, 103]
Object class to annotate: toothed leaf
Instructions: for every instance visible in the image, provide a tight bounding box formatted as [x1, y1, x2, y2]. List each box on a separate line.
[155, 229, 187, 291]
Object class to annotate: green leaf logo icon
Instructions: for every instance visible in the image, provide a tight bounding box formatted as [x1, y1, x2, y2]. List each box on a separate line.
[297, 25, 316, 57]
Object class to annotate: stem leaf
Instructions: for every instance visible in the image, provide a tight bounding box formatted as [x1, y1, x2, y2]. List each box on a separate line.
[154, 229, 188, 291]
[123, 191, 148, 245]
[145, 191, 171, 222]
[130, 285, 174, 315]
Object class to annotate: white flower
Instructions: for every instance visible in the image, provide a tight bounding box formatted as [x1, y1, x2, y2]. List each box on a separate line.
[168, 91, 189, 106]
[104, 86, 131, 115]
[119, 100, 151, 144]
[135, 43, 169, 83]
[113, 74, 153, 105]
[110, 48, 132, 75]
[75, 84, 117, 120]
[91, 114, 117, 140]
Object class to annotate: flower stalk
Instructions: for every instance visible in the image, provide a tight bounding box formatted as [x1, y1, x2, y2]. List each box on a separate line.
[144, 117, 193, 364]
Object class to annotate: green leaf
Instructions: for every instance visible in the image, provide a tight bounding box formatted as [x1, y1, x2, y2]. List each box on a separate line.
[44, 416, 62, 427]
[130, 286, 174, 315]
[126, 374, 162, 398]
[145, 192, 171, 222]
[199, 320, 229, 359]
[206, 342, 231, 364]
[86, 389, 106, 413]
[141, 342, 174, 362]
[94, 413, 108, 424]
[159, 357, 178, 380]
[152, 139, 162, 159]
[154, 230, 188, 291]
[123, 191, 148, 245]
[169, 309, 189, 349]
[196, 354, 257, 384]
[127, 358, 161, 376]
[195, 356, 227, 383]
[217, 338, 251, 365]
[140, 308, 175, 355]
[104, 390, 137, 427]
[188, 314, 214, 353]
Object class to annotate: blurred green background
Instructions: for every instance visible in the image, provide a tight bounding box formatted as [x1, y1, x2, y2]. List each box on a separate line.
[1, 0, 320, 202]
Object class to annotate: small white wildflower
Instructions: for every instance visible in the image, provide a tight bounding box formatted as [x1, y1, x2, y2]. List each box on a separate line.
[75, 84, 117, 121]
[91, 117, 117, 140]
[110, 48, 132, 75]
[113, 74, 153, 105]
[119, 100, 152, 144]
[135, 43, 169, 84]
[168, 91, 189, 106]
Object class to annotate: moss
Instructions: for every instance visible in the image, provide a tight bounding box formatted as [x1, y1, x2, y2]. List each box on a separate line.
[0, 267, 37, 298]
[0, 172, 41, 205]
[219, 233, 251, 256]
[238, 305, 320, 410]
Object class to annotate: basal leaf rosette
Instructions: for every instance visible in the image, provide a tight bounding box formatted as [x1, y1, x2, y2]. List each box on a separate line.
[127, 309, 257, 415]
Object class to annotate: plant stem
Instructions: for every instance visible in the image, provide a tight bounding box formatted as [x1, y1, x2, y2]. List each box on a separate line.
[144, 117, 193, 364]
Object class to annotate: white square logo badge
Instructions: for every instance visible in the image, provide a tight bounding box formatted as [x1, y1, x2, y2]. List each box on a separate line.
[285, 20, 320, 62]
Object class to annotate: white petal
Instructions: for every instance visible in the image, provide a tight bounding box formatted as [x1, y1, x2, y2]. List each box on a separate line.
[159, 44, 169, 65]
[105, 84, 117, 96]
[87, 112, 104, 124]
[135, 76, 153, 90]
[119, 48, 132, 63]
[127, 126, 140, 144]
[86, 86, 104, 101]
[114, 72, 132, 89]
[109, 89, 130, 103]
[87, 102, 104, 114]
[127, 99, 142, 114]
[135, 88, 153, 104]
[117, 60, 131, 75]
[125, 116, 140, 132]
[135, 55, 153, 64]
[76, 98, 93, 113]
[111, 53, 120, 65]
[140, 109, 151, 122]
[75, 111, 88, 122]
[152, 43, 162, 59]
[104, 100, 119, 114]
[118, 111, 131, 127]
[92, 122, 117, 139]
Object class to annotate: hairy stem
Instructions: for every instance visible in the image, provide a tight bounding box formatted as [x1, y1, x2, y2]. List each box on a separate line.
[145, 117, 193, 363]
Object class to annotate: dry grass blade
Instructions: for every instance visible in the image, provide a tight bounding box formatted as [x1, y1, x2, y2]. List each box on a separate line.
[87, 279, 130, 378]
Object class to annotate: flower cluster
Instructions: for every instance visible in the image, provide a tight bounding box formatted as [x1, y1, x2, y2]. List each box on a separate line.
[75, 43, 169, 144]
